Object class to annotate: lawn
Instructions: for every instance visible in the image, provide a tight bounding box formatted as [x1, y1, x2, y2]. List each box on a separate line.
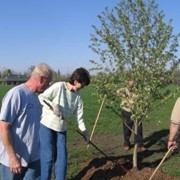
[0, 84, 180, 179]
[67, 84, 180, 179]
[0, 85, 13, 104]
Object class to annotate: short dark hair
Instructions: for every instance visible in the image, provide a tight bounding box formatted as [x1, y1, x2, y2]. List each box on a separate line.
[69, 67, 90, 86]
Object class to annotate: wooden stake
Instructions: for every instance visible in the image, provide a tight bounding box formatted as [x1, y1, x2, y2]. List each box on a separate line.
[87, 95, 106, 149]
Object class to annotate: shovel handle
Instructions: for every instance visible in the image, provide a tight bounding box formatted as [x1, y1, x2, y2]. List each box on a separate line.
[43, 100, 53, 110]
[149, 146, 173, 180]
[76, 130, 128, 173]
[76, 130, 109, 158]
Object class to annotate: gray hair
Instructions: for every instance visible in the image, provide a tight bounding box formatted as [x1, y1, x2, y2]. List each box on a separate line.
[31, 63, 53, 78]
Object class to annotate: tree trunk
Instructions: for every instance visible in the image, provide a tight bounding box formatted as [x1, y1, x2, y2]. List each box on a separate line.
[133, 121, 138, 168]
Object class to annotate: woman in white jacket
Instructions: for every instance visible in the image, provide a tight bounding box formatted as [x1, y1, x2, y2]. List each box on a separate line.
[39, 67, 90, 180]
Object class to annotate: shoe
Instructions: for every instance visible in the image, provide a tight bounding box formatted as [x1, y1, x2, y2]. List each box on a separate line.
[124, 146, 130, 151]
[138, 146, 147, 151]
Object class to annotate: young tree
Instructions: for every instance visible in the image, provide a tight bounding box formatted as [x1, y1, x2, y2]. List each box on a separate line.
[89, 0, 180, 168]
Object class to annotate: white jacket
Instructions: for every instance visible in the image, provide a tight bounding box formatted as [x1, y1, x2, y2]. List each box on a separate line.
[39, 82, 86, 132]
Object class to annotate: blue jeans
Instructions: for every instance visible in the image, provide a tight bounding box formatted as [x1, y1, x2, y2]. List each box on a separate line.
[39, 124, 67, 180]
[0, 160, 40, 180]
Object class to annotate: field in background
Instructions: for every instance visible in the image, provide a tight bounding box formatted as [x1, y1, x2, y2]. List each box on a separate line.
[0, 85, 180, 179]
[0, 85, 13, 104]
[67, 85, 180, 179]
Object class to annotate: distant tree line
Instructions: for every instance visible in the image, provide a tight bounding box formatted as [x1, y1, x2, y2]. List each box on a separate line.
[0, 66, 70, 82]
[1, 66, 180, 85]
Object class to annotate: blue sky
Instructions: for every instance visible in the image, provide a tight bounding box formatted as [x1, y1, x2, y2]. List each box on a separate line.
[0, 0, 180, 74]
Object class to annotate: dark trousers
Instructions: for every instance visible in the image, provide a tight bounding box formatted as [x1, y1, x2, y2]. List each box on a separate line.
[122, 110, 144, 147]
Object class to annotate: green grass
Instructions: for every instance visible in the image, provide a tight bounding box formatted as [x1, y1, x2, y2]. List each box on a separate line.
[67, 84, 180, 179]
[0, 84, 180, 179]
[0, 85, 13, 106]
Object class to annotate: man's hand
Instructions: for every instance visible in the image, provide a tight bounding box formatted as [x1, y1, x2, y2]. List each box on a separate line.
[168, 140, 177, 151]
[0, 121, 22, 174]
[82, 130, 90, 143]
[9, 156, 22, 174]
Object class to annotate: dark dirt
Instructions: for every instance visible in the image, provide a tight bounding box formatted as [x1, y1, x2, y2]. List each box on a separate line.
[71, 157, 179, 180]
[68, 129, 180, 180]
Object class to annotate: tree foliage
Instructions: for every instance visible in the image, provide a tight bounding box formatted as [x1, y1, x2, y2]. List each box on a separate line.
[89, 0, 180, 120]
[1, 69, 13, 78]
[173, 68, 180, 85]
[89, 0, 180, 168]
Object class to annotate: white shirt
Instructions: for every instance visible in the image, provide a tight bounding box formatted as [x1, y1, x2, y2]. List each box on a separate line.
[39, 82, 86, 132]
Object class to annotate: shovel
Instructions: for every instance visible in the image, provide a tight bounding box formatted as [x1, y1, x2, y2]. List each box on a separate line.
[76, 130, 128, 173]
[43, 100, 64, 119]
[149, 146, 173, 180]
[76, 130, 109, 158]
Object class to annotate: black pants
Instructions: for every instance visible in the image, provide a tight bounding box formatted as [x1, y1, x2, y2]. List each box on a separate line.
[122, 110, 144, 147]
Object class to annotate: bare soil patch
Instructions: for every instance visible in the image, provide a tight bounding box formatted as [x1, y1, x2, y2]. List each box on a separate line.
[70, 156, 179, 180]
[68, 129, 180, 180]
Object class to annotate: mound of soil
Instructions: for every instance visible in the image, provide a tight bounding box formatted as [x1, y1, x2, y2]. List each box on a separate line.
[71, 157, 179, 180]
[68, 129, 180, 180]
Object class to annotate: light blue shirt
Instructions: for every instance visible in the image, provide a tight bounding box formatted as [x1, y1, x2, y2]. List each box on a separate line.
[0, 84, 42, 167]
